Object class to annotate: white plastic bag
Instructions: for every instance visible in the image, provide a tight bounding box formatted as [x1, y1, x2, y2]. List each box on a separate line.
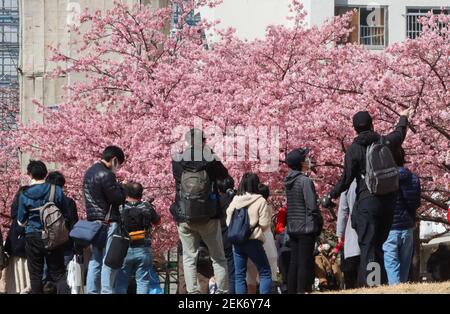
[67, 255, 83, 294]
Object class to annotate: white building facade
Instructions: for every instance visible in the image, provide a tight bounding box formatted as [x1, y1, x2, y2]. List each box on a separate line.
[200, 0, 449, 48]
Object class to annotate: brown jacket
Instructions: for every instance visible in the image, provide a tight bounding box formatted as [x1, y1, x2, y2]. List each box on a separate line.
[226, 193, 270, 242]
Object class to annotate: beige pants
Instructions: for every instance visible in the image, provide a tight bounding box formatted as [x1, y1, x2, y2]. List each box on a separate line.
[3, 257, 31, 294]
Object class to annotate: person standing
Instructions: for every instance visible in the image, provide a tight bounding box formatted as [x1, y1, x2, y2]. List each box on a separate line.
[17, 160, 69, 294]
[246, 184, 278, 294]
[383, 148, 420, 285]
[336, 180, 360, 289]
[321, 109, 413, 287]
[284, 148, 323, 294]
[226, 173, 272, 294]
[46, 171, 79, 266]
[171, 129, 229, 294]
[115, 182, 160, 294]
[84, 146, 126, 294]
[4, 186, 31, 294]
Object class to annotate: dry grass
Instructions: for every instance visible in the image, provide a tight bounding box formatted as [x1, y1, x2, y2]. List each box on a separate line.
[322, 281, 450, 294]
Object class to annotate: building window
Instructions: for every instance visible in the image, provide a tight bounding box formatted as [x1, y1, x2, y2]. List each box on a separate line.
[336, 6, 388, 49]
[2, 0, 18, 11]
[1, 25, 19, 43]
[406, 8, 448, 39]
[0, 52, 18, 86]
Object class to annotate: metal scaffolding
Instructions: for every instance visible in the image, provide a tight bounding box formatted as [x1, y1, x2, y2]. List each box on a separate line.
[0, 0, 19, 88]
[0, 0, 18, 133]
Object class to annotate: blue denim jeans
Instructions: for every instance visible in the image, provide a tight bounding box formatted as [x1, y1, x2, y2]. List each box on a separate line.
[382, 228, 414, 285]
[116, 246, 152, 294]
[149, 265, 163, 294]
[233, 239, 272, 294]
[86, 222, 119, 294]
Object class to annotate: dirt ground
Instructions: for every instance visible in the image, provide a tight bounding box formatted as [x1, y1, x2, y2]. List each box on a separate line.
[323, 281, 450, 294]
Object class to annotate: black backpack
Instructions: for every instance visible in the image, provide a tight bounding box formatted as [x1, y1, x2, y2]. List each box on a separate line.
[178, 168, 213, 222]
[227, 207, 254, 245]
[122, 205, 149, 233]
[363, 137, 399, 195]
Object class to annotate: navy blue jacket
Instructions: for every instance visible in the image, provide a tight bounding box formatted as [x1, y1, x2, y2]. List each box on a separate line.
[17, 183, 64, 234]
[391, 167, 420, 230]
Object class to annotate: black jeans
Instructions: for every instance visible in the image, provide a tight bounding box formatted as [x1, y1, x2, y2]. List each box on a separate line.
[25, 233, 69, 294]
[352, 195, 395, 287]
[342, 255, 360, 289]
[275, 232, 291, 293]
[287, 234, 316, 294]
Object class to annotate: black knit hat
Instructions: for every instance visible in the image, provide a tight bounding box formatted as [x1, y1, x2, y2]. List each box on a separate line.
[352, 111, 373, 133]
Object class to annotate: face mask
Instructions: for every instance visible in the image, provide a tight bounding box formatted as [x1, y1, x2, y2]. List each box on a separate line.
[111, 158, 119, 173]
[301, 158, 312, 173]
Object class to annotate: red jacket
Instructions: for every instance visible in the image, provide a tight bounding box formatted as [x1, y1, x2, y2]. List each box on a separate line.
[275, 207, 287, 234]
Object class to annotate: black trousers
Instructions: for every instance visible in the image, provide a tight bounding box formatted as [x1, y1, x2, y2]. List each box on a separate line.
[287, 234, 316, 294]
[25, 233, 69, 294]
[352, 195, 395, 287]
[342, 255, 360, 289]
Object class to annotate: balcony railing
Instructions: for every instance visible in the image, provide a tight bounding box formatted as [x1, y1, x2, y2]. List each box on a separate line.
[406, 12, 446, 39]
[360, 25, 385, 47]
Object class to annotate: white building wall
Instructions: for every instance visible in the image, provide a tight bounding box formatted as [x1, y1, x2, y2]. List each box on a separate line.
[335, 0, 450, 44]
[199, 0, 294, 41]
[18, 0, 166, 172]
[201, 0, 449, 43]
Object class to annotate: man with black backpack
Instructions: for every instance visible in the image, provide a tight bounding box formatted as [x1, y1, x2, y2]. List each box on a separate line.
[321, 108, 414, 287]
[171, 128, 229, 294]
[115, 182, 160, 294]
[17, 160, 70, 294]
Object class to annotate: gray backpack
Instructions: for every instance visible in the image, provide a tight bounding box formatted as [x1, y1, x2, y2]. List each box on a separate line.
[364, 137, 399, 195]
[31, 185, 69, 250]
[179, 169, 213, 222]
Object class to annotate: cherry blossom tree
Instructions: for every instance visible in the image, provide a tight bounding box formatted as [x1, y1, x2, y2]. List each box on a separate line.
[15, 0, 449, 251]
[0, 87, 20, 237]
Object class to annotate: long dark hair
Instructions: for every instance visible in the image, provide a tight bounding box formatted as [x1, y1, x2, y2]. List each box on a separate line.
[237, 172, 260, 196]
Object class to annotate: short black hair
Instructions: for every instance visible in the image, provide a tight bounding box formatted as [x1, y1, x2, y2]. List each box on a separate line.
[125, 182, 144, 199]
[27, 160, 48, 180]
[102, 146, 125, 164]
[46, 171, 66, 187]
[217, 176, 235, 193]
[237, 172, 260, 196]
[258, 183, 270, 200]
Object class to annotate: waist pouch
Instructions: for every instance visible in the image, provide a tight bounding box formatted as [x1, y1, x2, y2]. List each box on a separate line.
[129, 230, 146, 242]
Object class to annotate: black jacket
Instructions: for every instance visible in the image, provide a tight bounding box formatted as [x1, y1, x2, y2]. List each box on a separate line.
[330, 116, 409, 200]
[171, 146, 229, 223]
[218, 190, 235, 250]
[284, 170, 323, 236]
[5, 186, 28, 258]
[63, 195, 79, 230]
[83, 162, 126, 222]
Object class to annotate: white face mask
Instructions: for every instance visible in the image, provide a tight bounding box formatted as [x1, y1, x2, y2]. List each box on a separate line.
[111, 158, 119, 173]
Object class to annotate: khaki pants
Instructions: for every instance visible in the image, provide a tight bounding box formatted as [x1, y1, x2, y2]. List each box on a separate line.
[177, 219, 228, 294]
